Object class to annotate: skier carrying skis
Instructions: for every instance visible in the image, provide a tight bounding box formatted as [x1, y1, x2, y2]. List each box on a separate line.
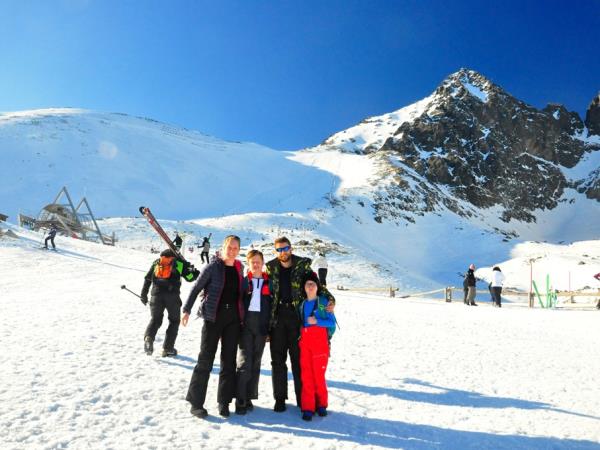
[44, 224, 58, 250]
[140, 248, 197, 357]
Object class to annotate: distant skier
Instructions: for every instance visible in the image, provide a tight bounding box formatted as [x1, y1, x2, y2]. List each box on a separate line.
[44, 224, 58, 250]
[490, 266, 505, 307]
[172, 232, 183, 250]
[313, 253, 329, 286]
[200, 235, 211, 264]
[140, 248, 196, 357]
[464, 264, 478, 306]
[594, 272, 600, 310]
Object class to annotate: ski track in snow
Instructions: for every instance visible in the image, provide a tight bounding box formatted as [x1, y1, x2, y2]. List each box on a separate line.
[1, 233, 600, 449]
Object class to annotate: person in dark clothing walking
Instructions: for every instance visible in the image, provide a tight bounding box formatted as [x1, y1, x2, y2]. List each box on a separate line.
[267, 237, 335, 413]
[172, 232, 183, 250]
[200, 236, 211, 264]
[313, 253, 329, 286]
[44, 225, 58, 249]
[181, 235, 244, 419]
[234, 249, 272, 415]
[465, 264, 478, 306]
[140, 249, 197, 357]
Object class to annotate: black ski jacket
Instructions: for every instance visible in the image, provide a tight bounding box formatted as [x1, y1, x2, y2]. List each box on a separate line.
[183, 256, 245, 323]
[141, 249, 195, 297]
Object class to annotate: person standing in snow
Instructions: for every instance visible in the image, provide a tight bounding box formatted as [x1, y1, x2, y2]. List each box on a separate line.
[465, 264, 478, 306]
[490, 266, 505, 307]
[200, 236, 211, 264]
[44, 224, 58, 250]
[172, 232, 183, 250]
[594, 272, 600, 309]
[181, 235, 244, 419]
[313, 253, 329, 286]
[266, 237, 335, 413]
[140, 249, 197, 357]
[298, 272, 336, 421]
[234, 250, 272, 415]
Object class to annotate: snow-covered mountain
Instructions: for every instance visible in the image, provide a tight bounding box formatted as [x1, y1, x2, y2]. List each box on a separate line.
[314, 69, 600, 231]
[1, 69, 599, 290]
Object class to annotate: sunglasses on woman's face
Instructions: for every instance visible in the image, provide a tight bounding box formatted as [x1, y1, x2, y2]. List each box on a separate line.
[275, 245, 291, 253]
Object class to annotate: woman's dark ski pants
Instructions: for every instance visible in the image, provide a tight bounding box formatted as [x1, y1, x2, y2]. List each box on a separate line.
[186, 306, 240, 408]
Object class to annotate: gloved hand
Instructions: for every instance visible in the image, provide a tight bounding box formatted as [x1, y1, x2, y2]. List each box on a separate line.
[141, 294, 148, 306]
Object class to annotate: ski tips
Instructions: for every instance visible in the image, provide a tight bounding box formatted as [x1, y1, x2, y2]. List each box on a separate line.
[120, 285, 126, 289]
[139, 206, 147, 215]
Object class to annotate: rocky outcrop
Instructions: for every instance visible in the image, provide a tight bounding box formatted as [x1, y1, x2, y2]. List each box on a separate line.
[330, 69, 599, 225]
[585, 93, 600, 136]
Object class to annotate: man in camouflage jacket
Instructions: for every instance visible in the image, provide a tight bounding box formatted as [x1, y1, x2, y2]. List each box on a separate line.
[266, 237, 335, 412]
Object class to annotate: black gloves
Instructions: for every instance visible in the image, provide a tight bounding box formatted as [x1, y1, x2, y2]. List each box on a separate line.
[141, 294, 148, 306]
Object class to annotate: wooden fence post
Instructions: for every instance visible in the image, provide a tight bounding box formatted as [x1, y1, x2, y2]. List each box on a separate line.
[445, 287, 452, 302]
[389, 286, 395, 298]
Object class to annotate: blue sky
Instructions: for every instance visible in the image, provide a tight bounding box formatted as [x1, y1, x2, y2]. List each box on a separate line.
[1, 0, 598, 150]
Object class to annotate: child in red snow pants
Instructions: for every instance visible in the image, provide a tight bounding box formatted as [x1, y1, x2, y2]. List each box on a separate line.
[299, 325, 329, 412]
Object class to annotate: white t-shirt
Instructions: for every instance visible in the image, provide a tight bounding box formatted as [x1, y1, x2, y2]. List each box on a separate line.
[249, 278, 263, 312]
[491, 270, 505, 287]
[313, 256, 328, 270]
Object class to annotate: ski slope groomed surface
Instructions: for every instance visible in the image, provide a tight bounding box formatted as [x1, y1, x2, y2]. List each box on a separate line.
[1, 232, 600, 449]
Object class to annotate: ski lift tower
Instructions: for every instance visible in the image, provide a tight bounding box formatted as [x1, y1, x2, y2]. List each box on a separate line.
[27, 186, 116, 245]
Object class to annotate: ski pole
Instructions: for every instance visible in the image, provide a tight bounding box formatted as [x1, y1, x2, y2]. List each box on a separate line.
[121, 284, 142, 299]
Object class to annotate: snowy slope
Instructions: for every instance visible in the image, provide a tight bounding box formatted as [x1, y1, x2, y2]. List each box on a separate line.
[1, 107, 598, 293]
[0, 108, 332, 219]
[1, 229, 600, 449]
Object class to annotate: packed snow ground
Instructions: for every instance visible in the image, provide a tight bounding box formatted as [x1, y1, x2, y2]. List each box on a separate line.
[1, 229, 600, 449]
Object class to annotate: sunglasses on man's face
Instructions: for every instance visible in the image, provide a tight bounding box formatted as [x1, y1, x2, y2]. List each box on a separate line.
[275, 245, 291, 253]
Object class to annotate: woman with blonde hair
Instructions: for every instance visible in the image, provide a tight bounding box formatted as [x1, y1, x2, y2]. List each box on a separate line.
[181, 235, 244, 419]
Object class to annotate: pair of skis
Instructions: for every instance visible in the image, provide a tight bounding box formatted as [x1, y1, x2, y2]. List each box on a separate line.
[138, 206, 199, 279]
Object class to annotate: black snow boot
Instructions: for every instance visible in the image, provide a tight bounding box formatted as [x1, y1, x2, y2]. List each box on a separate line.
[144, 336, 153, 355]
[190, 406, 208, 419]
[218, 403, 230, 417]
[161, 348, 177, 357]
[274, 399, 286, 412]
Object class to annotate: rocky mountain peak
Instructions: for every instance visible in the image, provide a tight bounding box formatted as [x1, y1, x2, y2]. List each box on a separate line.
[585, 92, 600, 136]
[318, 69, 599, 227]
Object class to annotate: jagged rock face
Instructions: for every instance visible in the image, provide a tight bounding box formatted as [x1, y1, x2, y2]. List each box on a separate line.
[369, 69, 596, 223]
[585, 94, 600, 136]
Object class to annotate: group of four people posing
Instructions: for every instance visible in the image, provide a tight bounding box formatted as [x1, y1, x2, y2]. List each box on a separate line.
[143, 235, 336, 421]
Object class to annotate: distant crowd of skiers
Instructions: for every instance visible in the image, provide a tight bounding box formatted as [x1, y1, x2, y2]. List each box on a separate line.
[140, 235, 335, 422]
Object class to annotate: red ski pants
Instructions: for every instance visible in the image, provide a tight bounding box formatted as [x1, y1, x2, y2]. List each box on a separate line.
[299, 326, 329, 412]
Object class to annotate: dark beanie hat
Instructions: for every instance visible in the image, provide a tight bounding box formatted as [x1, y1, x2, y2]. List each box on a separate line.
[302, 271, 322, 298]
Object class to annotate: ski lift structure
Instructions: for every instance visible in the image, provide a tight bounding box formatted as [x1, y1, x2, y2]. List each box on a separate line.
[18, 186, 116, 245]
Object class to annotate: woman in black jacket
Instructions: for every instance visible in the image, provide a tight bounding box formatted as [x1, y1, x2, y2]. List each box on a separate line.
[181, 235, 244, 419]
[235, 249, 272, 415]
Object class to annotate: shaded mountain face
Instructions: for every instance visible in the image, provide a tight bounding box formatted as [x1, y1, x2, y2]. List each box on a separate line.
[322, 69, 600, 224]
